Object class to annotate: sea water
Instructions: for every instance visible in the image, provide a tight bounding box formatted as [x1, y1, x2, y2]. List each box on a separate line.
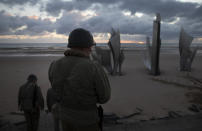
[0, 43, 201, 56]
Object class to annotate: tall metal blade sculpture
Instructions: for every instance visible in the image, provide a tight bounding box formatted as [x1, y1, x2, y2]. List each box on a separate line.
[150, 13, 161, 75]
[118, 49, 125, 75]
[143, 36, 152, 70]
[94, 46, 112, 73]
[179, 28, 198, 71]
[108, 28, 121, 75]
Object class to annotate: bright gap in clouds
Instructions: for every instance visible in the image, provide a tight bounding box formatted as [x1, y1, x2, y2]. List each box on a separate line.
[168, 17, 180, 25]
[0, 4, 41, 17]
[176, 0, 202, 4]
[0, 32, 146, 44]
[122, 10, 131, 16]
[13, 25, 28, 32]
[80, 10, 97, 20]
[0, 3, 57, 22]
[122, 11, 144, 18]
[135, 12, 143, 18]
[93, 33, 146, 44]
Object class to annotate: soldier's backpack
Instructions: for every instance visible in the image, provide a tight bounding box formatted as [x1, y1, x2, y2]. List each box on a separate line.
[20, 83, 37, 111]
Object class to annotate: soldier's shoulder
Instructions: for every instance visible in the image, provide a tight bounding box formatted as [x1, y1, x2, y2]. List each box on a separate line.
[51, 56, 66, 64]
[49, 56, 67, 68]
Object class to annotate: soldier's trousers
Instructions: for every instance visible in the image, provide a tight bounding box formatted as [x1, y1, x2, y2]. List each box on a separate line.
[24, 110, 40, 131]
[61, 120, 100, 131]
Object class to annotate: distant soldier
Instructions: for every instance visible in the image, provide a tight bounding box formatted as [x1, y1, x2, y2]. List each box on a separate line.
[18, 74, 44, 131]
[48, 28, 111, 131]
[46, 88, 60, 131]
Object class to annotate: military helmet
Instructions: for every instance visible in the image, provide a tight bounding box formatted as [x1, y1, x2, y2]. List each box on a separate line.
[27, 74, 37, 82]
[68, 28, 95, 48]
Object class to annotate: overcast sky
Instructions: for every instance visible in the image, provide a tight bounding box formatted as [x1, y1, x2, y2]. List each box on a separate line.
[0, 0, 202, 43]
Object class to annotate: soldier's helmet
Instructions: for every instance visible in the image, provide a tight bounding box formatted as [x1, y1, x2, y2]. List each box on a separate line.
[68, 28, 95, 48]
[27, 74, 37, 82]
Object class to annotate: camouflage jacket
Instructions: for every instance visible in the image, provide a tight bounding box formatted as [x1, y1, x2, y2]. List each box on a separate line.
[48, 49, 111, 125]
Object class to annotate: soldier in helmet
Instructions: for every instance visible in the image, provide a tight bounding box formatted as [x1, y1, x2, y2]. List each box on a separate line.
[18, 74, 44, 131]
[48, 28, 111, 131]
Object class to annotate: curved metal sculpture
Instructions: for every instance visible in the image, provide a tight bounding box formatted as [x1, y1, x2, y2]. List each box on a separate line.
[94, 46, 112, 73]
[144, 13, 161, 76]
[151, 13, 161, 76]
[179, 28, 198, 71]
[109, 28, 120, 75]
[108, 28, 125, 75]
[143, 36, 152, 70]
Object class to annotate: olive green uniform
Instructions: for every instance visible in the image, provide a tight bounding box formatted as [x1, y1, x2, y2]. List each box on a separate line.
[47, 88, 60, 131]
[18, 82, 44, 131]
[48, 49, 111, 131]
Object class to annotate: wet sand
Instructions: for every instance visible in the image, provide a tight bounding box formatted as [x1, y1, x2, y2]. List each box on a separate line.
[0, 51, 202, 120]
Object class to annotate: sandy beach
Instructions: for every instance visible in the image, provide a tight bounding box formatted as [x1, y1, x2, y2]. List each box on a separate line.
[0, 50, 202, 121]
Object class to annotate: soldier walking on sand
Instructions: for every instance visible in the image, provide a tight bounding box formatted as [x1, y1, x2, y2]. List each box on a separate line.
[48, 28, 111, 131]
[18, 74, 44, 131]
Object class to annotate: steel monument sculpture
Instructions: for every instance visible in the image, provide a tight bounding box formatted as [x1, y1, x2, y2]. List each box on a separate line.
[143, 36, 152, 71]
[179, 28, 198, 72]
[144, 13, 161, 76]
[93, 46, 112, 73]
[108, 28, 125, 75]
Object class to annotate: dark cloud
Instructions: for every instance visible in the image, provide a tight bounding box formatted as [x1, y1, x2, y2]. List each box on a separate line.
[55, 11, 83, 34]
[1, 0, 202, 40]
[176, 16, 202, 37]
[17, 17, 55, 35]
[119, 0, 198, 20]
[45, 0, 73, 16]
[45, 0, 91, 16]
[80, 9, 153, 35]
[189, 5, 202, 20]
[41, 0, 202, 39]
[0, 11, 24, 35]
[53, 7, 153, 35]
[0, 11, 54, 35]
[0, 0, 39, 5]
[44, 0, 200, 20]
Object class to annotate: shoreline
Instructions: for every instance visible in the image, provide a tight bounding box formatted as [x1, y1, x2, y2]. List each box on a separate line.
[0, 47, 202, 57]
